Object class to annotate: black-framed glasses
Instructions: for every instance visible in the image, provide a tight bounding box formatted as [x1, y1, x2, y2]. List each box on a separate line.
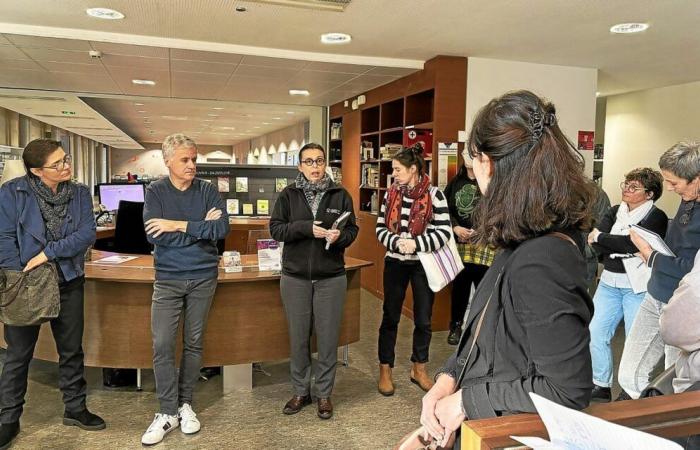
[301, 157, 326, 167]
[42, 154, 72, 171]
[680, 200, 696, 226]
[620, 182, 645, 193]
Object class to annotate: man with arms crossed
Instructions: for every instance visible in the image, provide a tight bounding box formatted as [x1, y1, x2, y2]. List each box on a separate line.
[141, 134, 229, 445]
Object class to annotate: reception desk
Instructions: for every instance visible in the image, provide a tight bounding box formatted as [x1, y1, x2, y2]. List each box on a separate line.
[0, 250, 371, 390]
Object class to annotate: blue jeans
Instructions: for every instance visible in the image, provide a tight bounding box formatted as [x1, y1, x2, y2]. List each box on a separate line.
[589, 280, 645, 387]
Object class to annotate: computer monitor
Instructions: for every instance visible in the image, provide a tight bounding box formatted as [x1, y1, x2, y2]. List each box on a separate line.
[98, 183, 146, 211]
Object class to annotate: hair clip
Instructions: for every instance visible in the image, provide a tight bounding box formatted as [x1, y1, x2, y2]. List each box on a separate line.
[543, 112, 557, 127]
[529, 110, 544, 140]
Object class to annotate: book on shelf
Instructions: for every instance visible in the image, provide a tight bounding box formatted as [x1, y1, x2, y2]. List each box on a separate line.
[361, 140, 374, 160]
[380, 143, 402, 160]
[361, 164, 380, 188]
[330, 166, 342, 183]
[330, 122, 343, 140]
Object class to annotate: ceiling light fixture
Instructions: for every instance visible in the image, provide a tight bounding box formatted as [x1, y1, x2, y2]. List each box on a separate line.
[610, 22, 650, 34]
[235, 6, 247, 12]
[289, 89, 310, 96]
[286, 111, 295, 114]
[207, 113, 219, 117]
[262, 122, 270, 125]
[212, 107, 224, 110]
[321, 32, 352, 45]
[86, 7, 125, 20]
[273, 117, 281, 120]
[596, 92, 601, 97]
[132, 79, 156, 86]
[134, 103, 144, 106]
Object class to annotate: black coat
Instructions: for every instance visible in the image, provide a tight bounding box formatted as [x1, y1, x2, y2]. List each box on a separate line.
[269, 182, 358, 280]
[438, 230, 594, 419]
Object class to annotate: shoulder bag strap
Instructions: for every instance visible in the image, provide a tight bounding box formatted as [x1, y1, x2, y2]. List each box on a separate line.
[547, 231, 577, 247]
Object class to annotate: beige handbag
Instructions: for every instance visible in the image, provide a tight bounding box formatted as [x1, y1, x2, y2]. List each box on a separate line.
[0, 263, 60, 326]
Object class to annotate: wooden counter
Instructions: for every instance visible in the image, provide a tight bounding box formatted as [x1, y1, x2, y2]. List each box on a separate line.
[0, 250, 371, 370]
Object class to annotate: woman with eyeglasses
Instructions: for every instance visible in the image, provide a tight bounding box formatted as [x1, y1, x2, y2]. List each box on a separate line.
[586, 168, 668, 402]
[617, 141, 700, 400]
[270, 142, 358, 420]
[376, 144, 452, 396]
[0, 139, 104, 449]
[442, 151, 495, 346]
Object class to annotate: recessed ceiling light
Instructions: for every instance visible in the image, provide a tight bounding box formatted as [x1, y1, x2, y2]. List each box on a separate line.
[207, 113, 219, 117]
[86, 7, 125, 20]
[289, 89, 310, 96]
[286, 111, 295, 114]
[610, 22, 650, 34]
[132, 79, 156, 86]
[212, 107, 224, 110]
[137, 110, 147, 113]
[134, 103, 144, 106]
[253, 126, 260, 129]
[273, 117, 281, 120]
[596, 91, 601, 97]
[262, 122, 270, 125]
[321, 32, 352, 45]
[203, 119, 213, 122]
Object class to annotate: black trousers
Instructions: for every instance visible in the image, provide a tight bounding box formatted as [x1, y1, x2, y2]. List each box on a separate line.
[450, 263, 489, 327]
[378, 259, 434, 367]
[0, 277, 87, 424]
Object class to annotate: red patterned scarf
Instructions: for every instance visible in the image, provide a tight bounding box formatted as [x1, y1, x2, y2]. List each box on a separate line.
[385, 175, 433, 237]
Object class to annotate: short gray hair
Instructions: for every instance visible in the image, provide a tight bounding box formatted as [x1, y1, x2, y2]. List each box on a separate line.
[162, 133, 197, 161]
[659, 141, 700, 181]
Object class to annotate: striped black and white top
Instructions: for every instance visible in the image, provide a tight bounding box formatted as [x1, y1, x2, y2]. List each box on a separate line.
[376, 187, 452, 262]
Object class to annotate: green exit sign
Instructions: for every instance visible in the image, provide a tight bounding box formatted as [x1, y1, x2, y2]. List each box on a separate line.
[61, 111, 76, 115]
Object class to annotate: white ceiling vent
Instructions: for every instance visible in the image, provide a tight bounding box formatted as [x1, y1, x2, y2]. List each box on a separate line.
[36, 114, 96, 120]
[0, 94, 67, 102]
[245, 0, 352, 12]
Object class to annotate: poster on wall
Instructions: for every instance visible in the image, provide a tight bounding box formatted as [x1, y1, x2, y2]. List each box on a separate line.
[578, 131, 595, 151]
[236, 177, 249, 193]
[217, 177, 230, 193]
[257, 199, 269, 215]
[226, 199, 239, 215]
[242, 203, 254, 215]
[275, 178, 288, 192]
[437, 142, 458, 190]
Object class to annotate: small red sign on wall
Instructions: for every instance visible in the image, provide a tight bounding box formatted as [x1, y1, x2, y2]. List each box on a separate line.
[578, 131, 595, 151]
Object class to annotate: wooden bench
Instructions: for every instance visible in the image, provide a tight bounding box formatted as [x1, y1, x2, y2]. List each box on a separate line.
[461, 391, 700, 449]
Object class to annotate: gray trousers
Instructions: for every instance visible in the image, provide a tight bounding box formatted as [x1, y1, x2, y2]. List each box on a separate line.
[618, 294, 681, 398]
[280, 274, 347, 398]
[151, 278, 217, 415]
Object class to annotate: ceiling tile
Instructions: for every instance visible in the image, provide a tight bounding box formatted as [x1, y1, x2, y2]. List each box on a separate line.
[45, 62, 109, 75]
[0, 44, 32, 60]
[105, 68, 171, 97]
[101, 54, 170, 70]
[170, 59, 238, 75]
[288, 70, 358, 84]
[304, 62, 374, 74]
[5, 34, 93, 51]
[171, 71, 230, 84]
[90, 42, 169, 58]
[22, 47, 99, 65]
[49, 73, 122, 94]
[172, 80, 225, 100]
[170, 48, 244, 64]
[233, 65, 299, 80]
[0, 58, 44, 71]
[0, 69, 62, 90]
[239, 55, 309, 70]
[365, 66, 420, 77]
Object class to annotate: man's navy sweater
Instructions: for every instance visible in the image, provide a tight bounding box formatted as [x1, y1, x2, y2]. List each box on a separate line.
[143, 177, 229, 280]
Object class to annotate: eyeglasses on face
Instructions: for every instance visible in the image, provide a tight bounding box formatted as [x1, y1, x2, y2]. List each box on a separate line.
[301, 157, 326, 167]
[42, 154, 72, 171]
[620, 181, 645, 193]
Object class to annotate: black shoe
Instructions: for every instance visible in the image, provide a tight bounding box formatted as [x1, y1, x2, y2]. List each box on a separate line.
[447, 323, 462, 345]
[63, 409, 106, 431]
[590, 385, 611, 402]
[0, 422, 19, 450]
[282, 395, 312, 415]
[615, 390, 632, 402]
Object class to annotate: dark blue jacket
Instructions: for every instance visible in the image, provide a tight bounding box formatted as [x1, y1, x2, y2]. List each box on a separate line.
[0, 176, 96, 281]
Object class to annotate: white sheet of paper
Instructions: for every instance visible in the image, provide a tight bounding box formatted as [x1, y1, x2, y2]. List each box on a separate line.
[622, 256, 652, 294]
[92, 255, 138, 264]
[511, 393, 683, 450]
[510, 436, 565, 449]
[631, 224, 676, 257]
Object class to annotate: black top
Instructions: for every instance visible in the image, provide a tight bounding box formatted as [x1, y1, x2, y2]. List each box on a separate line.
[437, 230, 593, 419]
[269, 182, 358, 280]
[443, 171, 480, 229]
[592, 204, 668, 274]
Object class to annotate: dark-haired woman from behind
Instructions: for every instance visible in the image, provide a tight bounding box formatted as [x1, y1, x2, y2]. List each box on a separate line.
[376, 144, 452, 396]
[418, 90, 595, 449]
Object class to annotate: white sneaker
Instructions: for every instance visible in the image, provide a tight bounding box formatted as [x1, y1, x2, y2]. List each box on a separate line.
[178, 403, 201, 435]
[141, 413, 179, 446]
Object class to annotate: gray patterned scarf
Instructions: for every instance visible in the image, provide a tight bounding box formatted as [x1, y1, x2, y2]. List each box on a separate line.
[27, 174, 73, 241]
[295, 172, 332, 217]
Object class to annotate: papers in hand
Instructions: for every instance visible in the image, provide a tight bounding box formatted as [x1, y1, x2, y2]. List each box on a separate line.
[511, 393, 682, 450]
[631, 224, 676, 257]
[325, 211, 352, 250]
[92, 255, 138, 264]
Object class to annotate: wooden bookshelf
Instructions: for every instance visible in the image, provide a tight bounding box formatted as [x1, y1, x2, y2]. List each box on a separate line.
[328, 56, 468, 330]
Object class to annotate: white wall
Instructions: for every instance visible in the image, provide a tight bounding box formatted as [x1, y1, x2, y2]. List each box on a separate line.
[604, 80, 700, 215]
[465, 57, 598, 177]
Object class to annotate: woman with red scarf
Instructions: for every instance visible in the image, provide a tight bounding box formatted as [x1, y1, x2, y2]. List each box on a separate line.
[376, 144, 452, 396]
